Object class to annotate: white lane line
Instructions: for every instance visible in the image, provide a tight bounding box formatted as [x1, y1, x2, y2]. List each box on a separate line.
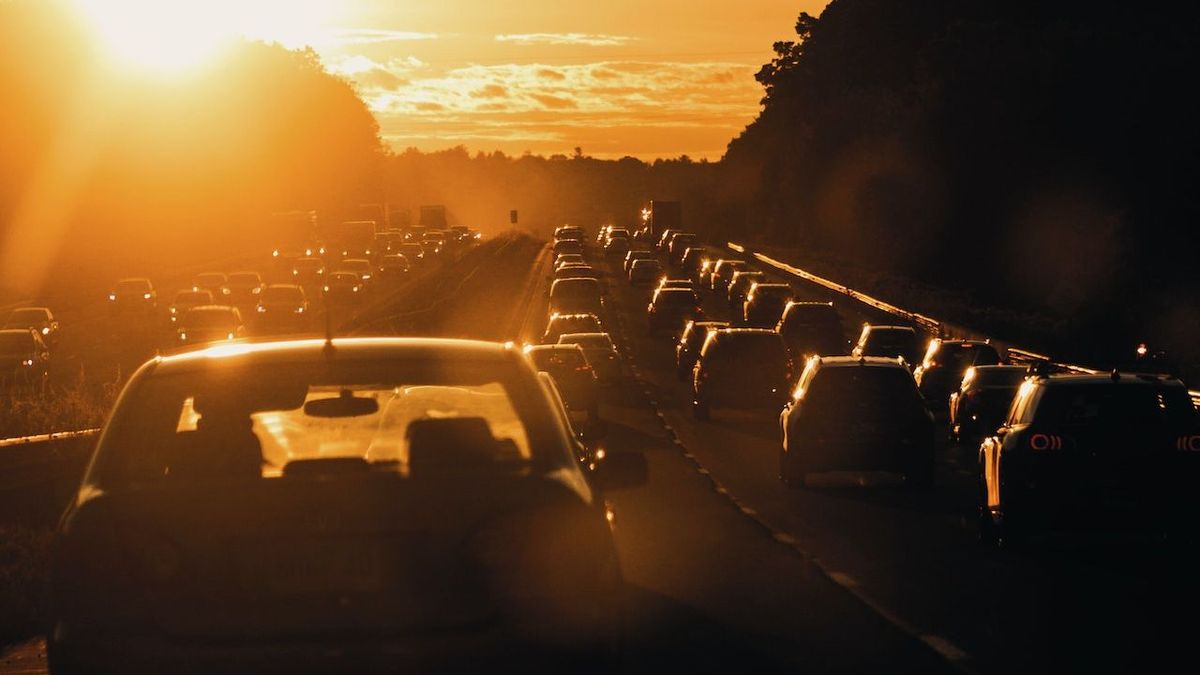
[772, 532, 800, 546]
[921, 635, 972, 662]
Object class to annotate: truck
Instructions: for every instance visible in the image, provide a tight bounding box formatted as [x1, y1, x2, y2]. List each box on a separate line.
[419, 205, 447, 230]
[647, 200, 681, 238]
[317, 220, 378, 262]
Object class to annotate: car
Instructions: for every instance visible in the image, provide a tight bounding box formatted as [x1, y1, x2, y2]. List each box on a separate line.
[692, 328, 792, 420]
[679, 247, 711, 281]
[395, 243, 425, 267]
[224, 272, 265, 307]
[948, 365, 1028, 448]
[255, 284, 309, 332]
[555, 253, 586, 270]
[851, 324, 924, 368]
[978, 371, 1200, 547]
[622, 250, 654, 274]
[779, 356, 935, 488]
[376, 254, 410, 281]
[0, 328, 50, 388]
[525, 343, 601, 421]
[323, 272, 365, 306]
[4, 306, 60, 347]
[47, 338, 643, 673]
[695, 258, 717, 288]
[655, 278, 694, 293]
[554, 225, 586, 242]
[542, 313, 603, 344]
[675, 320, 730, 381]
[595, 225, 612, 246]
[554, 264, 597, 281]
[108, 277, 157, 316]
[726, 271, 766, 310]
[176, 305, 245, 347]
[552, 238, 584, 258]
[291, 256, 325, 288]
[776, 301, 847, 362]
[708, 259, 746, 292]
[666, 232, 697, 266]
[647, 287, 702, 336]
[655, 229, 676, 252]
[192, 272, 229, 299]
[340, 258, 374, 286]
[603, 236, 630, 258]
[168, 289, 214, 324]
[557, 332, 621, 383]
[549, 278, 603, 317]
[742, 283, 792, 328]
[628, 258, 663, 286]
[913, 339, 1004, 415]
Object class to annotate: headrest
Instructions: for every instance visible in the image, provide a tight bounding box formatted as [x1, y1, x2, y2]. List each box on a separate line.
[407, 417, 498, 476]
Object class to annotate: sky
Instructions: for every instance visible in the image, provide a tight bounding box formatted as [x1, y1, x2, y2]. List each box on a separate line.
[71, 1, 831, 160]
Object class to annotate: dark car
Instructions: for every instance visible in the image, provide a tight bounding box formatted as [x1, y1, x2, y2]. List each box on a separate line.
[0, 328, 50, 388]
[108, 277, 157, 317]
[192, 273, 229, 300]
[726, 271, 766, 310]
[913, 339, 1004, 415]
[553, 238, 584, 258]
[323, 272, 365, 306]
[340, 258, 375, 287]
[623, 250, 655, 274]
[549, 278, 603, 317]
[555, 264, 597, 282]
[291, 256, 325, 288]
[666, 232, 697, 266]
[557, 332, 621, 383]
[647, 287, 701, 336]
[176, 305, 245, 348]
[851, 324, 924, 368]
[4, 306, 60, 347]
[655, 229, 676, 252]
[526, 343, 601, 420]
[225, 272, 265, 307]
[396, 243, 425, 267]
[255, 284, 309, 333]
[48, 338, 643, 673]
[776, 301, 847, 362]
[376, 254, 410, 282]
[542, 313, 603, 344]
[742, 283, 792, 328]
[948, 365, 1028, 448]
[603, 235, 630, 258]
[169, 289, 214, 325]
[692, 329, 792, 420]
[675, 320, 729, 381]
[779, 356, 935, 488]
[679, 247, 710, 281]
[708, 259, 746, 293]
[628, 259, 663, 286]
[978, 372, 1200, 547]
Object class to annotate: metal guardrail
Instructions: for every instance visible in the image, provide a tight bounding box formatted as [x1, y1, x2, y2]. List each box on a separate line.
[0, 428, 100, 449]
[729, 242, 1200, 408]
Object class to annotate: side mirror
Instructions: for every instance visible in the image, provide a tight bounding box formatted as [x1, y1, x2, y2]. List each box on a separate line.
[592, 450, 647, 490]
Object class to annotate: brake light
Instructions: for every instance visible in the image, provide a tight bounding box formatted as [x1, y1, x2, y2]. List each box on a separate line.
[1029, 433, 1063, 451]
[576, 364, 593, 373]
[1176, 435, 1200, 452]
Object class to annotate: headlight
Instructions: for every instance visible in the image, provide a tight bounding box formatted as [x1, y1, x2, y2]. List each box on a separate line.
[256, 306, 267, 313]
[108, 293, 116, 301]
[272, 250, 280, 257]
[143, 293, 152, 300]
[226, 332, 234, 340]
[294, 306, 305, 314]
[365, 249, 372, 255]
[179, 332, 187, 340]
[221, 288, 230, 295]
[361, 274, 371, 280]
[292, 270, 299, 276]
[21, 359, 33, 367]
[305, 248, 313, 256]
[251, 287, 261, 294]
[352, 286, 360, 292]
[322, 286, 330, 293]
[41, 327, 49, 335]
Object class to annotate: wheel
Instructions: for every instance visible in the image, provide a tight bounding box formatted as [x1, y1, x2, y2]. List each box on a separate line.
[692, 397, 710, 421]
[779, 446, 806, 488]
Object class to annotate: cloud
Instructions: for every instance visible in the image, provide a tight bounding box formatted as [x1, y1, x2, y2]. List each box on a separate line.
[494, 33, 637, 47]
[471, 84, 508, 99]
[530, 93, 577, 110]
[536, 68, 566, 81]
[327, 29, 438, 46]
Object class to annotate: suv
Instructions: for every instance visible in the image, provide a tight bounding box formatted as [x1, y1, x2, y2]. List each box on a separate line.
[913, 339, 1003, 415]
[726, 271, 766, 310]
[851, 325, 924, 368]
[978, 372, 1199, 547]
[776, 302, 846, 362]
[647, 287, 701, 335]
[549, 277, 603, 317]
[948, 365, 1027, 447]
[108, 277, 157, 317]
[0, 328, 50, 388]
[666, 232, 697, 266]
[542, 313, 603, 344]
[675, 320, 729, 381]
[525, 343, 600, 420]
[679, 247, 710, 281]
[742, 283, 792, 328]
[4, 307, 60, 347]
[779, 356, 935, 487]
[176, 305, 245, 347]
[708, 259, 746, 293]
[692, 329, 792, 420]
[628, 259, 663, 286]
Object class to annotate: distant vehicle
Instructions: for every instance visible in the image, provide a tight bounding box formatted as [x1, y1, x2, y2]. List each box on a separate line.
[623, 250, 655, 274]
[708, 259, 746, 292]
[603, 236, 630, 258]
[48, 338, 642, 672]
[692, 328, 792, 420]
[628, 258, 663, 286]
[108, 277, 157, 316]
[192, 272, 229, 298]
[324, 271, 365, 306]
[558, 332, 621, 383]
[549, 278, 603, 317]
[554, 225, 586, 242]
[696, 259, 717, 288]
[224, 272, 264, 306]
[851, 325, 923, 368]
[647, 287, 702, 336]
[742, 283, 792, 328]
[418, 204, 447, 229]
[555, 253, 585, 270]
[176, 305, 245, 347]
[376, 254, 410, 281]
[255, 284, 309, 332]
[168, 289, 214, 324]
[647, 200, 681, 239]
[655, 278, 694, 293]
[666, 232, 696, 265]
[978, 371, 1200, 547]
[948, 365, 1028, 448]
[542, 313, 603, 344]
[4, 307, 59, 347]
[525, 343, 601, 420]
[554, 264, 597, 282]
[553, 239, 584, 258]
[395, 242, 425, 266]
[319, 220, 377, 261]
[339, 258, 374, 285]
[0, 328, 50, 388]
[776, 301, 847, 362]
[913, 339, 1004, 415]
[676, 320, 730, 381]
[655, 229, 676, 252]
[726, 271, 766, 310]
[779, 356, 935, 488]
[291, 256, 325, 287]
[679, 247, 710, 280]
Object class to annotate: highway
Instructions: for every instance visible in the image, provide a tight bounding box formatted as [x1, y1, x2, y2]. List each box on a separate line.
[2, 234, 1196, 674]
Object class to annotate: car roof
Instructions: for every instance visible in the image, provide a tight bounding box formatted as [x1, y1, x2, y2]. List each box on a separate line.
[185, 304, 239, 314]
[816, 356, 909, 369]
[548, 312, 599, 320]
[117, 277, 152, 283]
[8, 306, 51, 314]
[714, 327, 778, 337]
[0, 328, 36, 336]
[559, 332, 611, 341]
[1033, 372, 1186, 387]
[866, 325, 915, 333]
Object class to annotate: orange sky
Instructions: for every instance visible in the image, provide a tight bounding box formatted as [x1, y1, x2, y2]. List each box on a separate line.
[300, 1, 831, 160]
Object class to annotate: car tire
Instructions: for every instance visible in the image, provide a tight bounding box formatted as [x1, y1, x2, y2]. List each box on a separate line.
[692, 398, 710, 421]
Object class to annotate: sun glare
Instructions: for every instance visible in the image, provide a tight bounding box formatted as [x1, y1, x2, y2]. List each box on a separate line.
[71, 0, 336, 76]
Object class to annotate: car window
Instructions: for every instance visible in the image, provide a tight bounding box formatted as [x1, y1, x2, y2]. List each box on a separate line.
[805, 367, 920, 412]
[0, 332, 34, 352]
[182, 309, 239, 329]
[8, 308, 49, 323]
[117, 279, 152, 293]
[263, 286, 303, 302]
[1033, 384, 1195, 429]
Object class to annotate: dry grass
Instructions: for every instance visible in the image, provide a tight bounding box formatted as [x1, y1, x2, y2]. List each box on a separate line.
[0, 370, 120, 440]
[0, 524, 52, 647]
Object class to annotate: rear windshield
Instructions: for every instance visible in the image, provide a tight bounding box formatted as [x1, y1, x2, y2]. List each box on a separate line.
[228, 273, 260, 285]
[175, 290, 213, 305]
[632, 260, 662, 271]
[195, 274, 225, 286]
[294, 258, 322, 270]
[971, 368, 1027, 388]
[1032, 383, 1196, 429]
[654, 290, 697, 307]
[805, 367, 921, 412]
[6, 308, 49, 324]
[932, 344, 1001, 371]
[782, 305, 839, 328]
[262, 286, 304, 303]
[529, 348, 586, 370]
[550, 315, 601, 332]
[94, 358, 553, 489]
[0, 332, 34, 352]
[181, 309, 239, 330]
[706, 334, 789, 364]
[864, 329, 918, 356]
[117, 279, 152, 293]
[559, 334, 613, 350]
[552, 279, 600, 298]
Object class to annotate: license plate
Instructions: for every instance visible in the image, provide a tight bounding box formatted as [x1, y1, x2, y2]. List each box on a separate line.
[258, 542, 382, 594]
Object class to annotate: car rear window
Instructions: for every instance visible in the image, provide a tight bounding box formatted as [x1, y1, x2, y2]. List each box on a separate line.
[6, 308, 50, 324]
[706, 333, 789, 364]
[0, 332, 34, 352]
[262, 286, 304, 302]
[117, 279, 152, 293]
[864, 330, 918, 356]
[181, 309, 239, 330]
[1033, 383, 1196, 429]
[805, 367, 921, 412]
[933, 344, 1001, 371]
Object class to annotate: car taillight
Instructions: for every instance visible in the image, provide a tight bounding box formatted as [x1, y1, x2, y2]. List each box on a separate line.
[1176, 435, 1200, 452]
[576, 364, 592, 373]
[1029, 433, 1064, 451]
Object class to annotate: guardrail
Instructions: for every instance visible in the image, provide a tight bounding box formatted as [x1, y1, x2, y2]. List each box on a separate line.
[728, 242, 1200, 408]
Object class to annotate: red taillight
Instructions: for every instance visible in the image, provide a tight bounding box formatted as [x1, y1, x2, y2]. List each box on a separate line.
[1029, 433, 1064, 451]
[576, 364, 592, 373]
[1176, 435, 1200, 452]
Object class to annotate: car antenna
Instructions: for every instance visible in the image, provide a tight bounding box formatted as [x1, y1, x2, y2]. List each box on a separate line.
[322, 283, 335, 359]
